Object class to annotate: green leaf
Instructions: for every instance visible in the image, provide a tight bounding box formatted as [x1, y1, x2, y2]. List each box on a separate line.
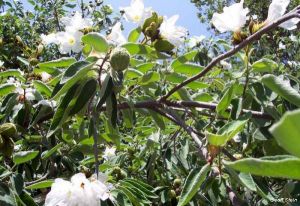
[224, 156, 300, 180]
[174, 63, 204, 76]
[139, 71, 160, 85]
[0, 84, 16, 96]
[0, 70, 25, 82]
[41, 142, 63, 160]
[0, 182, 17, 206]
[206, 118, 248, 146]
[81, 32, 109, 53]
[252, 58, 277, 73]
[96, 74, 113, 110]
[136, 62, 156, 73]
[171, 50, 198, 69]
[148, 110, 165, 130]
[69, 78, 97, 115]
[13, 151, 39, 165]
[177, 163, 211, 206]
[38, 57, 76, 69]
[261, 74, 300, 107]
[48, 84, 80, 137]
[238, 173, 257, 192]
[61, 61, 90, 84]
[25, 180, 54, 190]
[153, 39, 174, 52]
[128, 27, 142, 43]
[270, 109, 300, 158]
[216, 84, 236, 114]
[52, 62, 95, 100]
[166, 73, 209, 90]
[122, 43, 169, 59]
[33, 80, 52, 97]
[125, 68, 143, 79]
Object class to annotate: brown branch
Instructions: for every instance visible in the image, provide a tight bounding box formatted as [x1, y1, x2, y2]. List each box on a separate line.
[160, 11, 300, 101]
[99, 100, 273, 120]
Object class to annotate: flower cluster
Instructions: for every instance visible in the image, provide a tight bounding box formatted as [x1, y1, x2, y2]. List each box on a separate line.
[45, 173, 113, 206]
[41, 12, 93, 54]
[212, 0, 299, 33]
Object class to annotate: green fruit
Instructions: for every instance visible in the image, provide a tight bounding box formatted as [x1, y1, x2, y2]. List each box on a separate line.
[0, 123, 17, 137]
[110, 47, 130, 72]
[113, 166, 121, 175]
[168, 190, 176, 199]
[173, 178, 182, 187]
[1, 137, 14, 157]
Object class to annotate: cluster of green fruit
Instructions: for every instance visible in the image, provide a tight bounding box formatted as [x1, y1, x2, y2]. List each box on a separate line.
[0, 123, 17, 157]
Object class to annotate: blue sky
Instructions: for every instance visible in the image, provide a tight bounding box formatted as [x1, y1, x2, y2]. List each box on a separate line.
[22, 0, 212, 37]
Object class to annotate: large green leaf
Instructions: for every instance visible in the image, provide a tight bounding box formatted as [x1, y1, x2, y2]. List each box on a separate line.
[139, 71, 160, 85]
[25, 180, 54, 190]
[0, 84, 16, 97]
[270, 109, 300, 158]
[177, 163, 211, 206]
[252, 58, 277, 73]
[128, 27, 142, 43]
[69, 78, 97, 115]
[38, 57, 76, 69]
[0, 70, 25, 82]
[171, 50, 198, 69]
[41, 142, 63, 160]
[81, 32, 109, 53]
[224, 155, 300, 180]
[13, 151, 39, 165]
[33, 80, 52, 97]
[261, 74, 300, 107]
[122, 43, 169, 59]
[216, 83, 236, 113]
[48, 84, 80, 137]
[0, 182, 17, 206]
[96, 74, 113, 110]
[174, 63, 204, 76]
[52, 62, 95, 100]
[206, 119, 248, 146]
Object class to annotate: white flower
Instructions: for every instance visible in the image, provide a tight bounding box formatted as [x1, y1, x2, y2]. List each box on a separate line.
[41, 72, 52, 82]
[41, 33, 57, 45]
[120, 0, 152, 25]
[45, 173, 113, 206]
[61, 11, 93, 32]
[278, 42, 286, 50]
[56, 31, 83, 54]
[103, 147, 116, 160]
[159, 15, 188, 47]
[211, 0, 249, 33]
[188, 35, 206, 48]
[266, 0, 299, 30]
[220, 60, 232, 70]
[106, 22, 127, 45]
[7, 77, 35, 101]
[290, 35, 298, 42]
[41, 12, 91, 53]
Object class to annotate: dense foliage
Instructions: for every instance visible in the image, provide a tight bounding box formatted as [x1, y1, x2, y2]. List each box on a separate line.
[0, 0, 300, 205]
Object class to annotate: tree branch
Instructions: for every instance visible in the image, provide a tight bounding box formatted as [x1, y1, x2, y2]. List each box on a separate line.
[160, 11, 300, 101]
[99, 100, 273, 120]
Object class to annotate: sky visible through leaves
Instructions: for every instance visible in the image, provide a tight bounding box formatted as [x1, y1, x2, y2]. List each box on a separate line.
[22, 0, 211, 37]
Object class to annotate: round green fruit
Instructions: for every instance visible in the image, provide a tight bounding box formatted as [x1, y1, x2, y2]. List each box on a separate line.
[110, 47, 130, 72]
[0, 123, 17, 137]
[173, 178, 182, 187]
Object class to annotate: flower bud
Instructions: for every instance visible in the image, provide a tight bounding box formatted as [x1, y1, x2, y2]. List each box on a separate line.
[168, 190, 176, 199]
[110, 47, 130, 72]
[232, 31, 247, 45]
[0, 123, 17, 137]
